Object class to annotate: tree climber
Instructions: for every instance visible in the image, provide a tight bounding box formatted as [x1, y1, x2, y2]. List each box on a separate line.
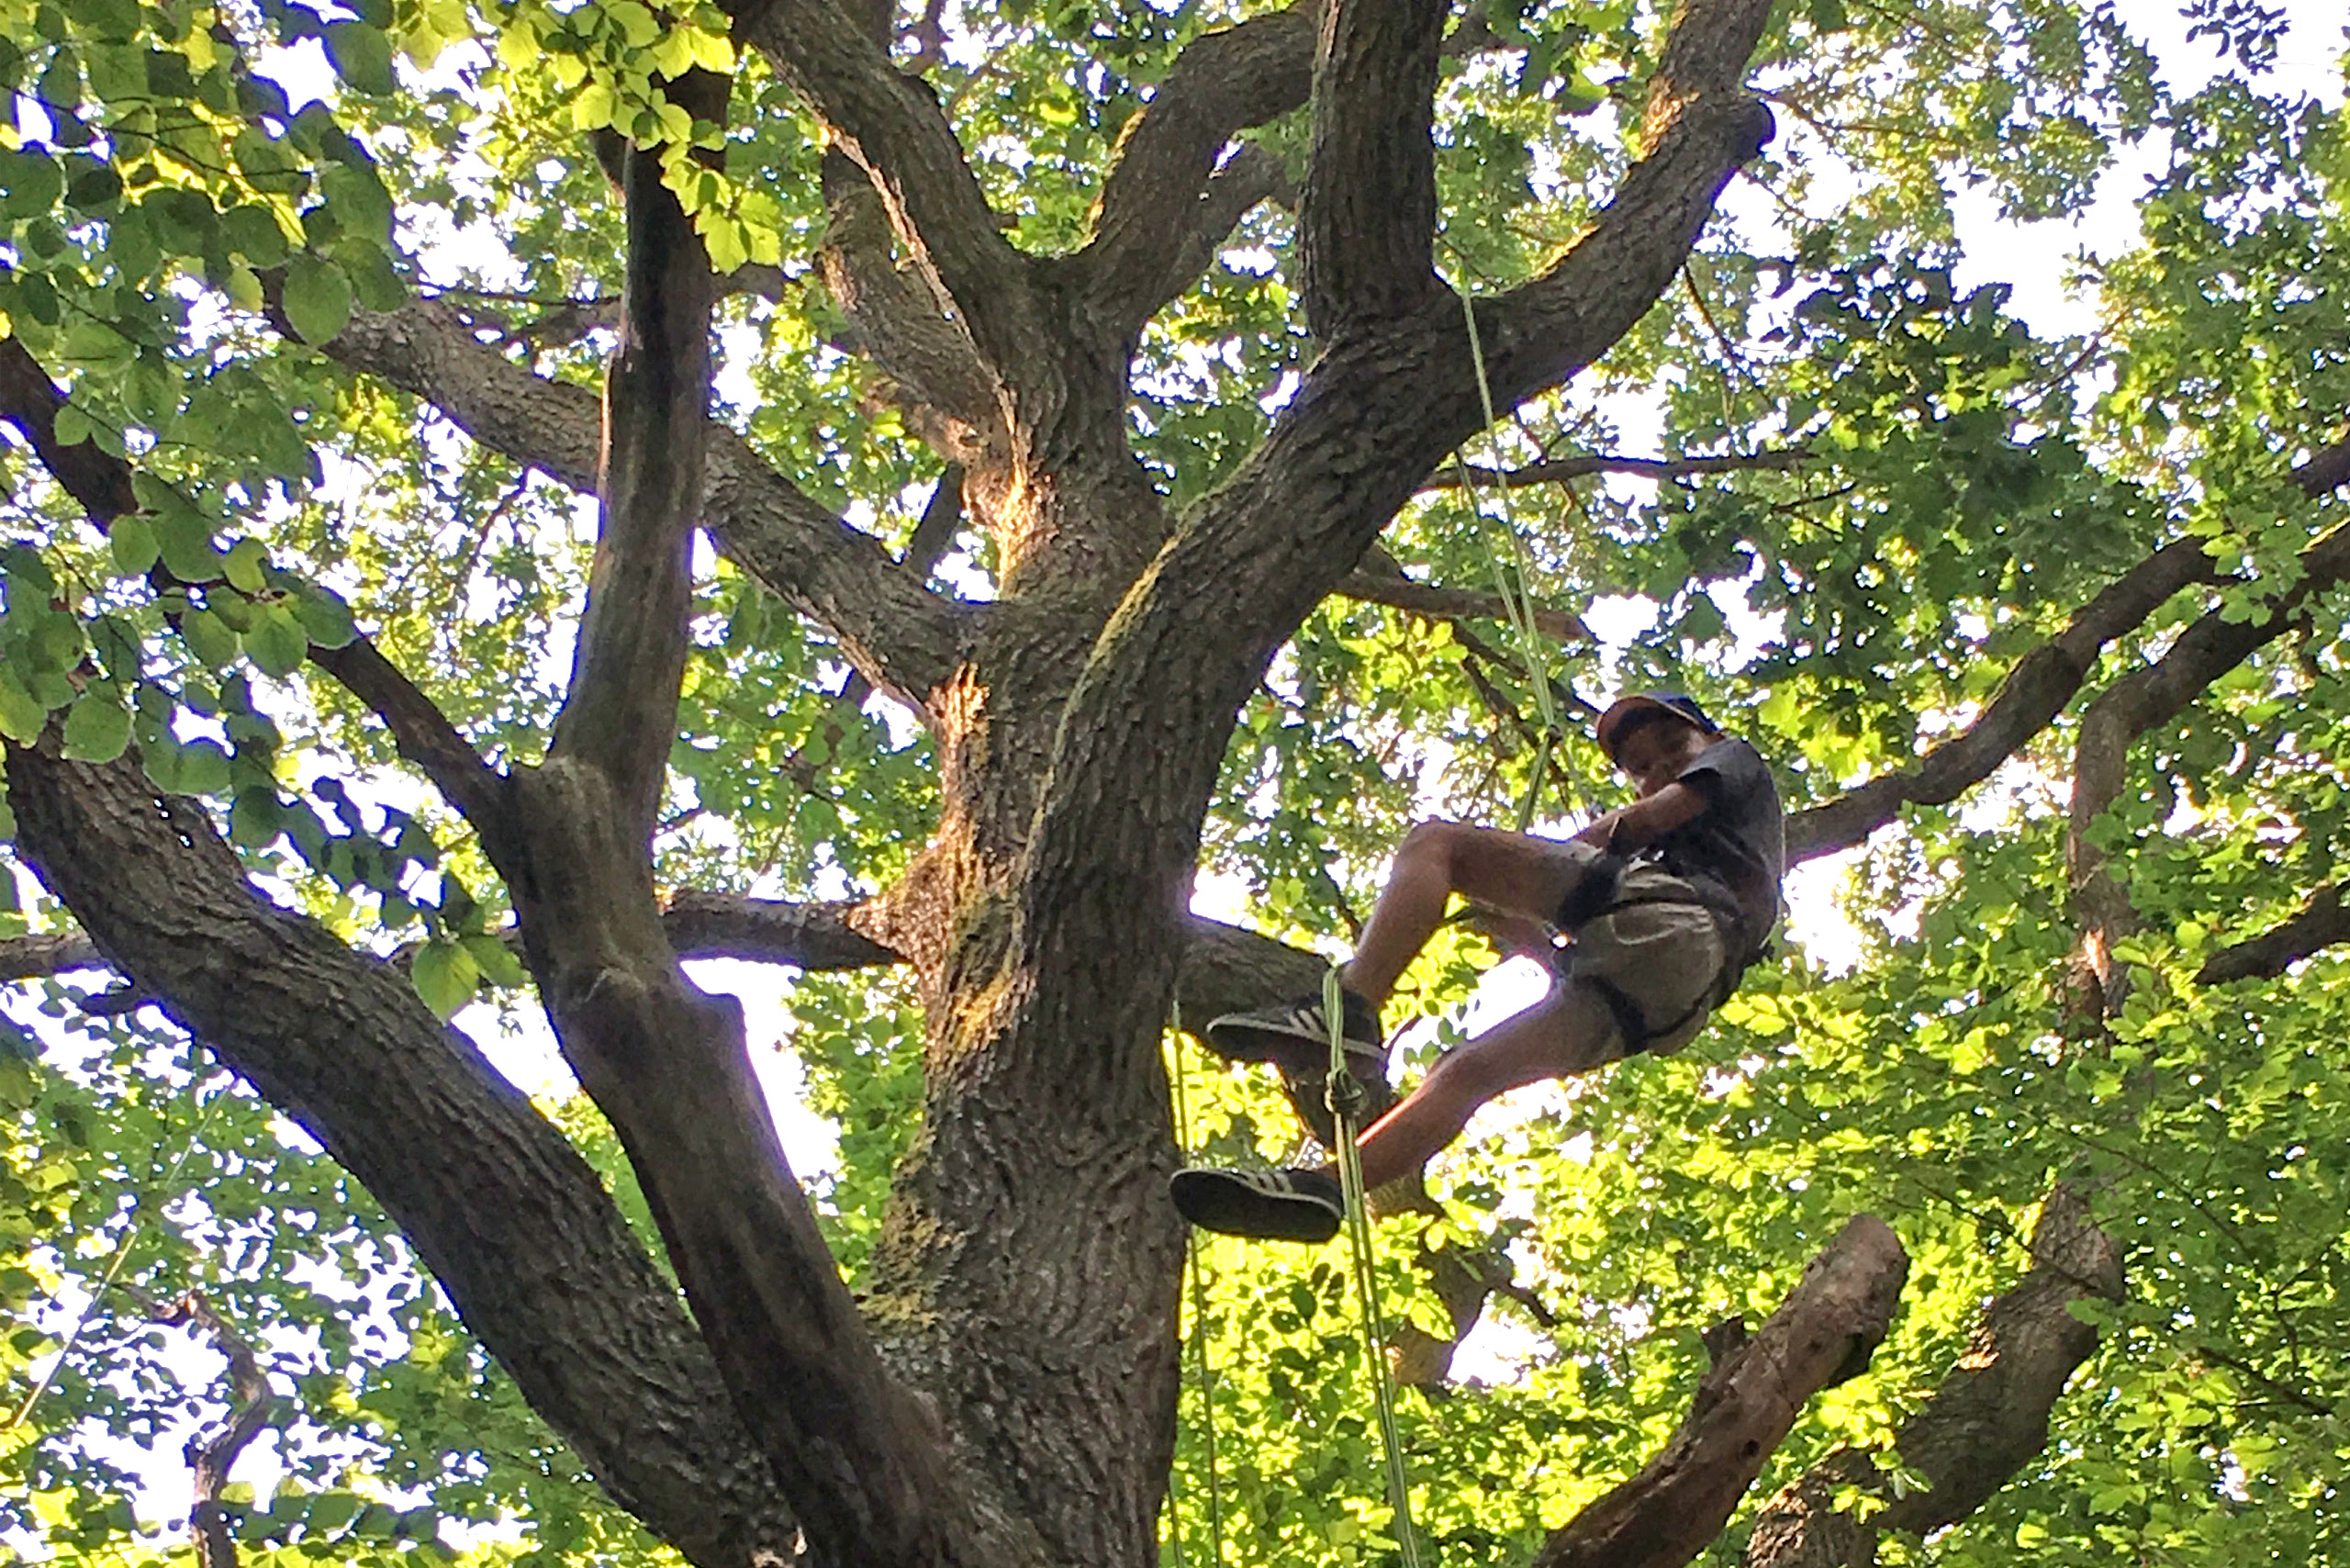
[1173, 692, 1785, 1242]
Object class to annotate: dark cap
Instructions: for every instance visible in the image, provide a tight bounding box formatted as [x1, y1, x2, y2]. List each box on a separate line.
[1595, 691, 1718, 760]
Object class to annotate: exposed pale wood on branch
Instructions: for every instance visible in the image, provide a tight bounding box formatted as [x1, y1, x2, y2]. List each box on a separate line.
[1742, 1183, 2122, 1568]
[1531, 1215, 1908, 1568]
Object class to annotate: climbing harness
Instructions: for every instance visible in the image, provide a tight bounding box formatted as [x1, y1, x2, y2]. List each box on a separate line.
[1322, 966, 1424, 1568]
[1166, 1002, 1226, 1568]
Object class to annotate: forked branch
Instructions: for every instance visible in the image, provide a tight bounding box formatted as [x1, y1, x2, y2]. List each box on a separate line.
[3, 741, 798, 1568]
[547, 69, 725, 834]
[1744, 1183, 2121, 1568]
[1483, 0, 1777, 404]
[1531, 1215, 1908, 1568]
[1081, 6, 1315, 330]
[725, 0, 1043, 384]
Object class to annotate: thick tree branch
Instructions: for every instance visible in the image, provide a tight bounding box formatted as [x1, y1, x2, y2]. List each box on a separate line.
[2295, 426, 2350, 498]
[0, 333, 139, 521]
[5, 742, 798, 1568]
[0, 334, 520, 862]
[505, 762, 975, 1564]
[2196, 884, 2350, 983]
[725, 0, 1042, 386]
[992, 2, 1781, 1142]
[666, 890, 900, 968]
[2068, 523, 2350, 1004]
[903, 464, 966, 577]
[1114, 143, 1298, 329]
[316, 299, 965, 711]
[820, 151, 1002, 442]
[1529, 1215, 1908, 1568]
[1081, 7, 1316, 328]
[548, 72, 724, 835]
[1298, 0, 1451, 334]
[1786, 537, 2222, 864]
[0, 929, 105, 980]
[1483, 0, 1776, 403]
[1743, 1184, 2122, 1568]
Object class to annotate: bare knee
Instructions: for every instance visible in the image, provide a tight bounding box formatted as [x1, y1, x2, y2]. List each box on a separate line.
[1395, 819, 1472, 877]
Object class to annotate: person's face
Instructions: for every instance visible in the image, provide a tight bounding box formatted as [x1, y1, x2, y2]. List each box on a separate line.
[1612, 715, 1709, 798]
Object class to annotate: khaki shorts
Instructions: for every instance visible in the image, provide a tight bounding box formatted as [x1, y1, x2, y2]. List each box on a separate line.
[1552, 849, 1729, 1058]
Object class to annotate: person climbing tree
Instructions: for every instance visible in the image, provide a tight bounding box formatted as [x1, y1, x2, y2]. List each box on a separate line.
[1173, 692, 1785, 1242]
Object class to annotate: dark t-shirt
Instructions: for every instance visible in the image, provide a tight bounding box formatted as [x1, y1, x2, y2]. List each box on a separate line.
[1641, 736, 1785, 964]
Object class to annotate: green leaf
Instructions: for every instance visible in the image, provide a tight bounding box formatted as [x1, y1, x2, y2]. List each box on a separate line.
[293, 588, 359, 650]
[245, 605, 310, 678]
[157, 509, 224, 582]
[460, 934, 529, 990]
[323, 21, 397, 95]
[409, 940, 480, 1021]
[0, 670, 50, 744]
[180, 609, 241, 667]
[60, 688, 131, 764]
[222, 539, 269, 595]
[281, 255, 353, 345]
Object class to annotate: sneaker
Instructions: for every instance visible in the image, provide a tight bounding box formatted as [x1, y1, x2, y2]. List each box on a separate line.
[1204, 989, 1383, 1073]
[1169, 1167, 1346, 1243]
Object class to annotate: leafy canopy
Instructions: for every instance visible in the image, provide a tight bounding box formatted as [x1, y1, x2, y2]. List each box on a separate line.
[0, 0, 2345, 1563]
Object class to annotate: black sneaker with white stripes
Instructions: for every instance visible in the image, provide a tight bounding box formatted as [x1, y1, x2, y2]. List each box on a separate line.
[1169, 1167, 1346, 1243]
[1203, 988, 1383, 1073]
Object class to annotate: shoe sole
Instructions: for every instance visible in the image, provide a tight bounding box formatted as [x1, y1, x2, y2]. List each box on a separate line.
[1169, 1170, 1342, 1244]
[1203, 1015, 1382, 1070]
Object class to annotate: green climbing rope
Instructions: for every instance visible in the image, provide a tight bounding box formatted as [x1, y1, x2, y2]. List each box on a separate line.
[1323, 966, 1424, 1568]
[1167, 1003, 1225, 1568]
[1169, 265, 1539, 1568]
[1447, 252, 1566, 834]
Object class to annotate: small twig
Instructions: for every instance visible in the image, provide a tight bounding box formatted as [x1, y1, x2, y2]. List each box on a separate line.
[154, 1292, 284, 1568]
[2192, 1339, 2333, 1417]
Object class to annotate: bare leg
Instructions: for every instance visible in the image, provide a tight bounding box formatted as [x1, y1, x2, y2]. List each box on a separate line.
[1352, 984, 1620, 1191]
[1340, 822, 1597, 1006]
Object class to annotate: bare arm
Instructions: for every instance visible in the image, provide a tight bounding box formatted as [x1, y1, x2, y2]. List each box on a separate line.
[1576, 780, 1710, 854]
